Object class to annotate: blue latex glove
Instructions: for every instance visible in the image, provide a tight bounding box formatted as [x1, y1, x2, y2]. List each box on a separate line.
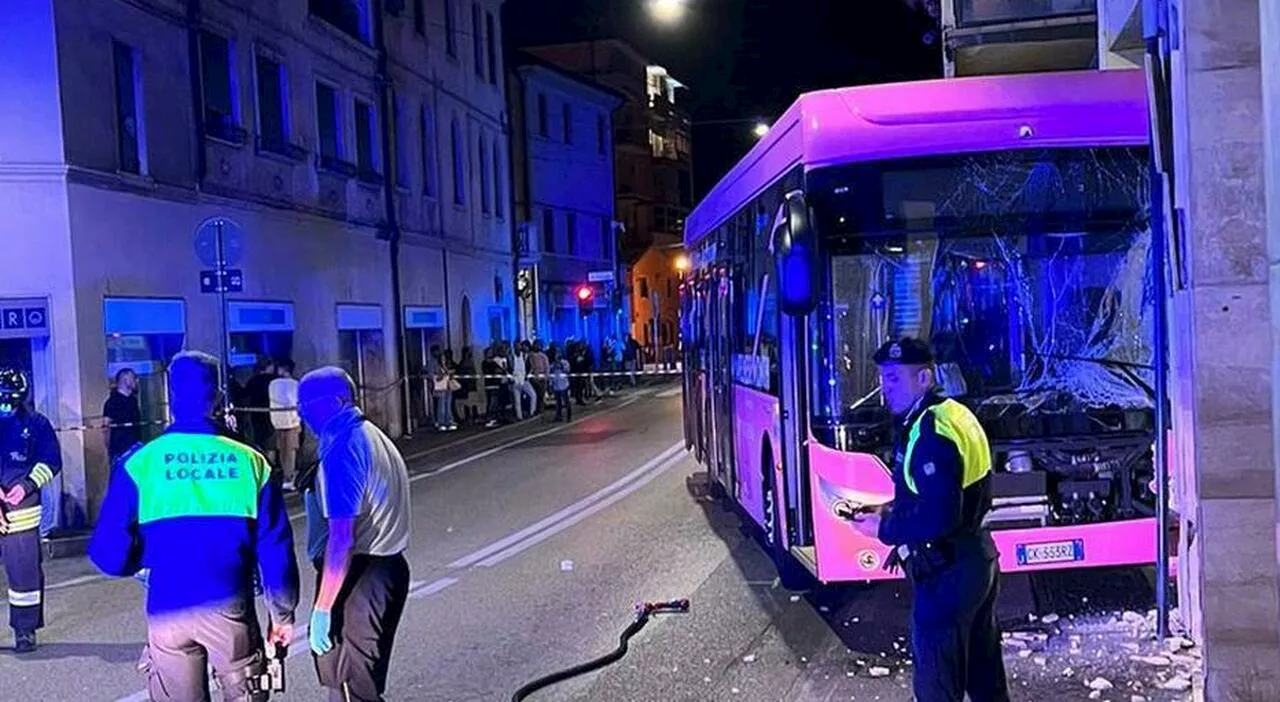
[309, 609, 333, 655]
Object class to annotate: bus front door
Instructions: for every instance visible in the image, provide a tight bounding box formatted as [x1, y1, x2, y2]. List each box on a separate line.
[707, 277, 736, 494]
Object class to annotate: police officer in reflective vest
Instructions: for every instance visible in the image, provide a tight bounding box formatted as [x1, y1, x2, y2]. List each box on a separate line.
[0, 368, 62, 653]
[851, 338, 1010, 702]
[90, 351, 299, 701]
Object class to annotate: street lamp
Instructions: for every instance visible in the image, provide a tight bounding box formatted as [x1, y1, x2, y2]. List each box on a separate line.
[647, 0, 687, 25]
[753, 122, 769, 138]
[674, 254, 690, 273]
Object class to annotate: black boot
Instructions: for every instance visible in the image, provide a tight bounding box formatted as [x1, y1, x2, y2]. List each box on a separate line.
[14, 629, 36, 653]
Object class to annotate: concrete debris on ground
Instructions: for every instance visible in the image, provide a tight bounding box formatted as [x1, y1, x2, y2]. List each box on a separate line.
[986, 603, 1202, 700]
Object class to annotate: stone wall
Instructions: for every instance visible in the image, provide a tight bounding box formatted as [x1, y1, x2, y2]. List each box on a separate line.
[1177, 0, 1280, 698]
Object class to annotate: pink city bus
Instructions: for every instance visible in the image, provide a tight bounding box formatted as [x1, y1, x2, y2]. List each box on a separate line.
[680, 68, 1174, 586]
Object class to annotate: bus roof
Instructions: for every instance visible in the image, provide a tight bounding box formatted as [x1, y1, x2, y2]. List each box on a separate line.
[684, 69, 1150, 248]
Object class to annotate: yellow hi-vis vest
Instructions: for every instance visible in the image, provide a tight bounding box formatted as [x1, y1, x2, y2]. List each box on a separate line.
[901, 399, 992, 495]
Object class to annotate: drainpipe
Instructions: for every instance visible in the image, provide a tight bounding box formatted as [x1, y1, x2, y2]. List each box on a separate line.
[372, 1, 411, 436]
[507, 69, 530, 339]
[187, 0, 206, 184]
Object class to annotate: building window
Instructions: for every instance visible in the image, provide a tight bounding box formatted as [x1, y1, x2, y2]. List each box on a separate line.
[200, 30, 241, 143]
[254, 53, 289, 154]
[542, 209, 554, 253]
[315, 82, 343, 167]
[421, 105, 438, 197]
[444, 0, 457, 57]
[485, 11, 498, 84]
[562, 103, 572, 144]
[354, 97, 379, 183]
[112, 41, 145, 175]
[566, 212, 577, 254]
[492, 139, 504, 218]
[639, 277, 649, 299]
[394, 94, 410, 189]
[472, 3, 484, 78]
[413, 0, 425, 34]
[451, 116, 465, 205]
[478, 136, 490, 214]
[536, 94, 548, 137]
[309, 0, 370, 42]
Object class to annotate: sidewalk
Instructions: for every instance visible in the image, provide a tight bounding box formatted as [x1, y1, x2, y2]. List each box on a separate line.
[41, 383, 673, 560]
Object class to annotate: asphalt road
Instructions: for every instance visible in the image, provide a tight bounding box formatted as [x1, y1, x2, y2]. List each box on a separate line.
[0, 389, 1198, 701]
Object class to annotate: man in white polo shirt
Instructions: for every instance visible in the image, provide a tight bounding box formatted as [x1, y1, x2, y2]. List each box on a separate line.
[296, 367, 411, 702]
[268, 360, 302, 490]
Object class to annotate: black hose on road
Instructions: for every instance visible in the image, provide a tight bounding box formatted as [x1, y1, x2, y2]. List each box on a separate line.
[510, 599, 691, 701]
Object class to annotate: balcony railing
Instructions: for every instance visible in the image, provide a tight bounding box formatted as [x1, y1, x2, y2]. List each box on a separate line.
[955, 0, 1095, 27]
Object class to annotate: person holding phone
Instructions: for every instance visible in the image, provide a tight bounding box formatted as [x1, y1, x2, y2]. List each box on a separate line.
[846, 337, 1009, 702]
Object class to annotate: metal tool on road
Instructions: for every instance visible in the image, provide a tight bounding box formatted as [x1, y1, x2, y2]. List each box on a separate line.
[510, 598, 691, 701]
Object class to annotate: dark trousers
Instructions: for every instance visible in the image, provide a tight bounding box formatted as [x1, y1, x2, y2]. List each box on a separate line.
[145, 597, 267, 702]
[910, 555, 1010, 702]
[485, 387, 504, 421]
[314, 554, 410, 702]
[553, 391, 571, 421]
[2, 516, 45, 632]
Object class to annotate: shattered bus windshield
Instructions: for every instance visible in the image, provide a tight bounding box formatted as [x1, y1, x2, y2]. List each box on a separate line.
[808, 147, 1153, 435]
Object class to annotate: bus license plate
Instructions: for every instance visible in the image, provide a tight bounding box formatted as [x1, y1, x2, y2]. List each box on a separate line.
[1016, 539, 1084, 566]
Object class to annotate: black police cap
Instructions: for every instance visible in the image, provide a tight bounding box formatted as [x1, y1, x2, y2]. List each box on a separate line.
[872, 337, 934, 366]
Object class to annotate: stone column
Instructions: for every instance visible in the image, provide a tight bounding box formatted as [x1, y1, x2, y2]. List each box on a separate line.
[1177, 0, 1280, 698]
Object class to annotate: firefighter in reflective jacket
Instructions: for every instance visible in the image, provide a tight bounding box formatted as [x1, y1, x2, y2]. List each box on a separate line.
[0, 368, 61, 653]
[90, 351, 299, 701]
[850, 338, 1011, 702]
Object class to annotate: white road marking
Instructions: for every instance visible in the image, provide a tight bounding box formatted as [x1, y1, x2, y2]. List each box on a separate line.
[110, 396, 673, 702]
[655, 387, 683, 398]
[61, 398, 646, 587]
[407, 397, 641, 484]
[44, 573, 109, 591]
[446, 441, 685, 569]
[408, 576, 460, 600]
[475, 450, 689, 568]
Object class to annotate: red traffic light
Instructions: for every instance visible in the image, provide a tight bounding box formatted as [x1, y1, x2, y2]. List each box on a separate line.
[576, 285, 594, 301]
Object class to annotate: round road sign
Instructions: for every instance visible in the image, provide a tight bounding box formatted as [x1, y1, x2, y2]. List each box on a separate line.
[194, 217, 245, 268]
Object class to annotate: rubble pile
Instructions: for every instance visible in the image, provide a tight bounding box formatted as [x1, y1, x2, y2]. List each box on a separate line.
[996, 607, 1200, 699]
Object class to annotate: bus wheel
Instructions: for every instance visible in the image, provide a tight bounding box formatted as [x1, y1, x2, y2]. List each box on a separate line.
[762, 442, 812, 591]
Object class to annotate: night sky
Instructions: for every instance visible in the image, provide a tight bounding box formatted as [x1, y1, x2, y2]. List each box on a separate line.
[502, 0, 941, 199]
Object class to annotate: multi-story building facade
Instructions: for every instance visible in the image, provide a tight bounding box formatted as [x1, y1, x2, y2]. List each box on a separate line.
[1, 0, 513, 528]
[507, 52, 623, 349]
[520, 39, 692, 358]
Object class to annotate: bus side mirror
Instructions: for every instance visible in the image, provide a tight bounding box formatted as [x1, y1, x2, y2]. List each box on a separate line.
[773, 191, 819, 317]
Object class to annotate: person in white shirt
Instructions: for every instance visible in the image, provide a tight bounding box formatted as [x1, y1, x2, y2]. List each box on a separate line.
[268, 360, 302, 490]
[297, 367, 411, 702]
[511, 342, 538, 421]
